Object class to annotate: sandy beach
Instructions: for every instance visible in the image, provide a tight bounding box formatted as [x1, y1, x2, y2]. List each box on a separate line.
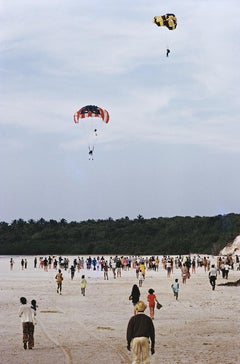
[0, 255, 239, 364]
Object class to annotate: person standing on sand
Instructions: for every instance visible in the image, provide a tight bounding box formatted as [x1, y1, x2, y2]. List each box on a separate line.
[139, 271, 144, 287]
[55, 269, 63, 295]
[129, 284, 141, 315]
[127, 301, 155, 364]
[80, 275, 87, 296]
[135, 263, 140, 279]
[112, 260, 117, 278]
[10, 258, 14, 270]
[70, 265, 75, 280]
[18, 297, 36, 350]
[21, 259, 24, 270]
[166, 259, 171, 277]
[224, 263, 230, 279]
[103, 262, 109, 280]
[31, 299, 38, 314]
[191, 257, 196, 274]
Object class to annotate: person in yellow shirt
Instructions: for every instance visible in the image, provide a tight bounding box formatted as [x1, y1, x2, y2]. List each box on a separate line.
[80, 275, 87, 296]
[139, 263, 146, 279]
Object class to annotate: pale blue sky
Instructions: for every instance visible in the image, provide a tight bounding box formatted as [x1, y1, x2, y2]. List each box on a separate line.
[1, 0, 240, 222]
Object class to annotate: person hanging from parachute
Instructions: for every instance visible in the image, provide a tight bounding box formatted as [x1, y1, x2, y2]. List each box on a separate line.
[153, 13, 177, 57]
[74, 104, 110, 160]
[88, 146, 94, 160]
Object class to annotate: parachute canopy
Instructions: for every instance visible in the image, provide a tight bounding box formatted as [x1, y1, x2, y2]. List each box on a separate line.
[74, 105, 110, 124]
[153, 14, 177, 30]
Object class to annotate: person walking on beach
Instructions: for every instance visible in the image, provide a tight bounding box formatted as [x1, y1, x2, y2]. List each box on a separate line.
[55, 269, 63, 295]
[171, 278, 179, 300]
[166, 259, 172, 277]
[181, 263, 188, 284]
[224, 263, 230, 279]
[111, 259, 117, 278]
[139, 271, 144, 287]
[21, 259, 25, 270]
[10, 258, 14, 270]
[103, 262, 109, 280]
[70, 265, 75, 280]
[209, 264, 217, 290]
[18, 297, 36, 350]
[191, 257, 196, 274]
[126, 301, 155, 363]
[139, 262, 146, 279]
[147, 288, 157, 320]
[80, 275, 87, 296]
[129, 284, 141, 315]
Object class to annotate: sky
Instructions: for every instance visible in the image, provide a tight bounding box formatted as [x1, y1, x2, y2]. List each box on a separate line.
[1, 0, 240, 223]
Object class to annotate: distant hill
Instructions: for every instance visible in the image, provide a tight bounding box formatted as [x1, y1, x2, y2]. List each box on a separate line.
[1, 213, 240, 255]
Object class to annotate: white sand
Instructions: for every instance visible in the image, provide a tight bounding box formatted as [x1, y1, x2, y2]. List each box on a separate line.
[0, 255, 239, 364]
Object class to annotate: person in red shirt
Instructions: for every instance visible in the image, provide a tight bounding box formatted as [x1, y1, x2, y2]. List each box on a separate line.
[147, 288, 157, 320]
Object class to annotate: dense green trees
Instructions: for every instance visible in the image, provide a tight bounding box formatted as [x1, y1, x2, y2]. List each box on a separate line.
[0, 213, 239, 255]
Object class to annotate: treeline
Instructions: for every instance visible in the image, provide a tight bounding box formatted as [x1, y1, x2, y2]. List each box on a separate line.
[0, 213, 240, 256]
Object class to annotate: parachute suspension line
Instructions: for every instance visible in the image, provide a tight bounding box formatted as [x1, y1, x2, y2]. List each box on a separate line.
[166, 40, 170, 56]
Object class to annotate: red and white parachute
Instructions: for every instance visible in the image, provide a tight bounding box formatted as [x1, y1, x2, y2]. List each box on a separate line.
[74, 105, 110, 124]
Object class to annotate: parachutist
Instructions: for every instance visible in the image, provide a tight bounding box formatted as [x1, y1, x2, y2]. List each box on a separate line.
[88, 146, 94, 160]
[166, 49, 170, 57]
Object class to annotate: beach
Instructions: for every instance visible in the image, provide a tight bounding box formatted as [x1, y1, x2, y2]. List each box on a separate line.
[0, 255, 239, 364]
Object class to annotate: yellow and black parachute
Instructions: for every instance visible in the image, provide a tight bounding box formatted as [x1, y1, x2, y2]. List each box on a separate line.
[153, 14, 177, 30]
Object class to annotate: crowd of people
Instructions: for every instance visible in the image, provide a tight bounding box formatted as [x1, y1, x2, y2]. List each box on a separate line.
[13, 253, 239, 271]
[13, 254, 240, 287]
[15, 252, 239, 361]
